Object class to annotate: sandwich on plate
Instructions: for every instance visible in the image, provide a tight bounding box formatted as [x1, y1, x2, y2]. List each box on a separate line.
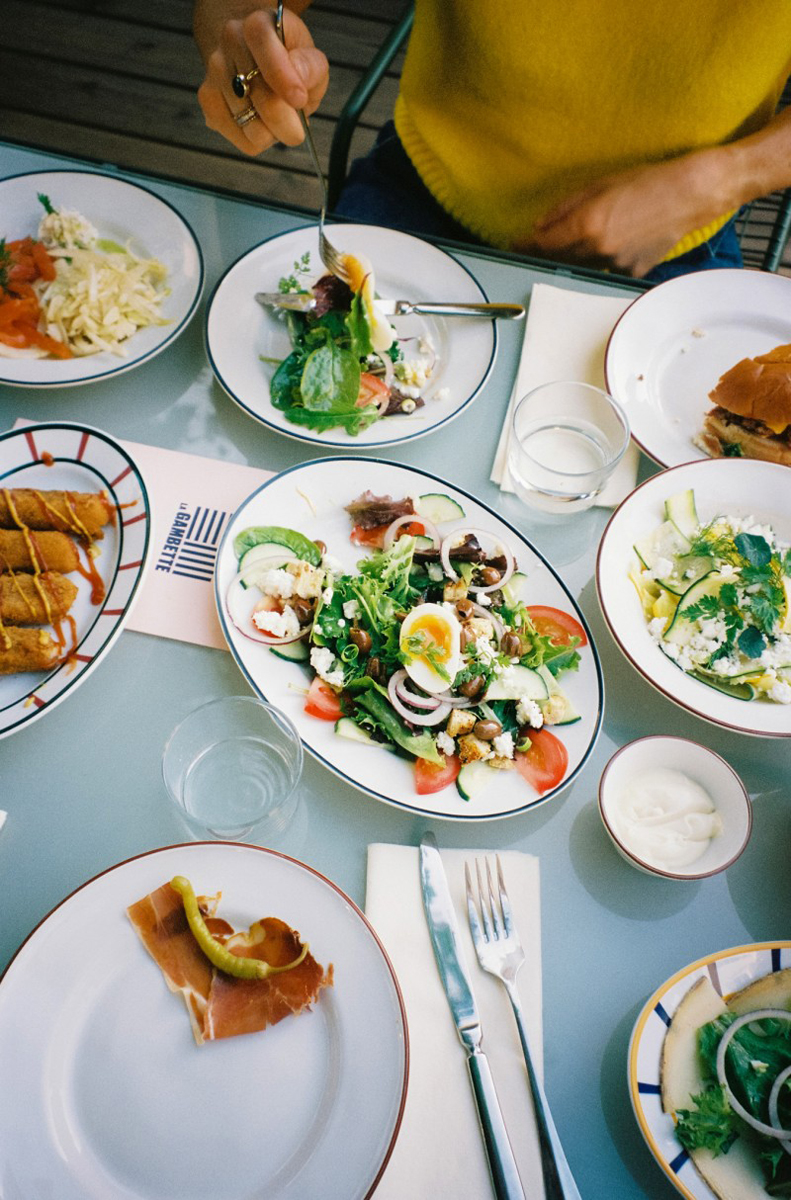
[695, 344, 791, 465]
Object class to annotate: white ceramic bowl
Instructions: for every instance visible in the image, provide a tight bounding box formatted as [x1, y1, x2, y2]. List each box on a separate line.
[598, 736, 752, 879]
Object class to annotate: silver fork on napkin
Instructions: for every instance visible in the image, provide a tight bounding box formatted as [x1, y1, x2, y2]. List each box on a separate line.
[466, 855, 582, 1200]
[420, 833, 525, 1200]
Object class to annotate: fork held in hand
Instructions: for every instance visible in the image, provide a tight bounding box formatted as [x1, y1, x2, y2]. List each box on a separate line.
[274, 1, 351, 286]
[465, 856, 582, 1200]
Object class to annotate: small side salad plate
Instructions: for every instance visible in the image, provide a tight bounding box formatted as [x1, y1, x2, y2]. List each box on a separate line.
[628, 942, 791, 1200]
[604, 269, 791, 467]
[0, 421, 151, 739]
[204, 223, 497, 450]
[214, 457, 603, 821]
[0, 170, 204, 388]
[596, 458, 791, 737]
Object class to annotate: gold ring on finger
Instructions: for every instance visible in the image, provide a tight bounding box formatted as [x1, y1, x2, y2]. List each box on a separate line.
[234, 104, 260, 128]
[232, 67, 260, 100]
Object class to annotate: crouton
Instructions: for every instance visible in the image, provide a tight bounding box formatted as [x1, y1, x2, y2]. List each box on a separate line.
[457, 733, 493, 764]
[446, 708, 477, 737]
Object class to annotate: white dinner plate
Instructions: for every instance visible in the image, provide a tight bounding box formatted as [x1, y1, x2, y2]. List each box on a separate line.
[628, 941, 791, 1200]
[214, 457, 604, 820]
[0, 842, 408, 1200]
[604, 269, 791, 467]
[0, 170, 203, 387]
[0, 421, 151, 738]
[596, 458, 791, 738]
[205, 223, 496, 449]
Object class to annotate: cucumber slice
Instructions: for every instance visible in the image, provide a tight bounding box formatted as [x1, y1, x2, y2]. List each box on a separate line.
[633, 520, 690, 570]
[664, 489, 699, 540]
[456, 760, 493, 801]
[414, 493, 465, 525]
[501, 571, 529, 606]
[413, 534, 435, 552]
[655, 554, 714, 596]
[663, 571, 725, 645]
[535, 665, 580, 725]
[334, 717, 378, 744]
[233, 525, 322, 566]
[485, 664, 548, 701]
[689, 672, 755, 701]
[270, 639, 309, 663]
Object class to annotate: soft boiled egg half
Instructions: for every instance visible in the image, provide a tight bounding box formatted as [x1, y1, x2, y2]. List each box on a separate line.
[341, 251, 394, 354]
[399, 603, 462, 695]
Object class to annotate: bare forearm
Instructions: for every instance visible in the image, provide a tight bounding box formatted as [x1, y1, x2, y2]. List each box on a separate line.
[722, 106, 791, 207]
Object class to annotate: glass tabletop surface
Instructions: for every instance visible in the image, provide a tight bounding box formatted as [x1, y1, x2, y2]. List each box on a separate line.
[1, 140, 789, 1200]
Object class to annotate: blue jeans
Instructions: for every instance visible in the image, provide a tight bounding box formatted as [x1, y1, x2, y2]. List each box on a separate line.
[336, 122, 743, 281]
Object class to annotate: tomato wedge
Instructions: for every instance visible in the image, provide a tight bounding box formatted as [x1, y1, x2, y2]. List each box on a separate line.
[355, 371, 390, 409]
[350, 519, 425, 548]
[514, 729, 568, 794]
[415, 753, 461, 795]
[304, 677, 344, 721]
[526, 605, 587, 647]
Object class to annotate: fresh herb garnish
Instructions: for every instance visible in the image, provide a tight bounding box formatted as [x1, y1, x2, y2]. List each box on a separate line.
[37, 192, 56, 215]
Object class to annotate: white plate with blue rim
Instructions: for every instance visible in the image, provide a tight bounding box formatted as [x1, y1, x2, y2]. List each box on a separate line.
[204, 223, 497, 449]
[213, 456, 604, 820]
[0, 421, 151, 738]
[0, 841, 409, 1199]
[0, 170, 203, 388]
[628, 941, 791, 1200]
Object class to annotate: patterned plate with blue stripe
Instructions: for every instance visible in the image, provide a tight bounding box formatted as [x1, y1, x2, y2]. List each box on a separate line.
[628, 942, 791, 1199]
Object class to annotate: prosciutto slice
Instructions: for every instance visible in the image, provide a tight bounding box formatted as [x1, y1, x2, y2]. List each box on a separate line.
[127, 881, 333, 1045]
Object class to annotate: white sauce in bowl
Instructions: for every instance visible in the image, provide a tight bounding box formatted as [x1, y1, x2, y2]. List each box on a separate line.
[609, 768, 722, 870]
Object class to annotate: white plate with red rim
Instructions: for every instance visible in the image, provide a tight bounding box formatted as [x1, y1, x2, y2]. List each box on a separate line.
[596, 457, 791, 738]
[628, 941, 791, 1200]
[0, 169, 204, 388]
[604, 269, 791, 467]
[213, 457, 604, 820]
[204, 222, 497, 449]
[0, 421, 151, 739]
[0, 841, 409, 1200]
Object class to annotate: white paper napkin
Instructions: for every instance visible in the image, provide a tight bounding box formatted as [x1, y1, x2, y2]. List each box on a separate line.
[491, 282, 641, 507]
[365, 843, 545, 1200]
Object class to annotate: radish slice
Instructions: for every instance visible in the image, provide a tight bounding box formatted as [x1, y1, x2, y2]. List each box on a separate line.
[439, 529, 515, 593]
[715, 1009, 791, 1140]
[226, 571, 307, 646]
[383, 513, 441, 550]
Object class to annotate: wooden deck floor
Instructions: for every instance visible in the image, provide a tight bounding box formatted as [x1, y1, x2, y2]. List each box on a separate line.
[1, 1, 789, 274]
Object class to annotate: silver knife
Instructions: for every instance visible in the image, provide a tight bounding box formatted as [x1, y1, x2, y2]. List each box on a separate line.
[255, 292, 525, 320]
[420, 832, 526, 1200]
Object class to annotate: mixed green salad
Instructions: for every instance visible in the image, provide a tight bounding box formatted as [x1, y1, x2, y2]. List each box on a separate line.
[631, 488, 791, 703]
[265, 252, 435, 435]
[224, 491, 589, 800]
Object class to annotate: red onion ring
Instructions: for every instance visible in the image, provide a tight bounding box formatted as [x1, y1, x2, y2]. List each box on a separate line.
[387, 669, 451, 725]
[716, 1009, 791, 1141]
[370, 349, 394, 391]
[390, 669, 442, 710]
[383, 513, 441, 550]
[226, 571, 309, 646]
[769, 1065, 791, 1157]
[439, 528, 516, 594]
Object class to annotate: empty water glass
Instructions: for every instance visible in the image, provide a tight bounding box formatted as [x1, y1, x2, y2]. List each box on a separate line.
[162, 696, 303, 843]
[508, 380, 630, 514]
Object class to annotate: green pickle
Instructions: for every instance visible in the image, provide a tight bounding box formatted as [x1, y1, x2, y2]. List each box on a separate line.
[170, 875, 308, 980]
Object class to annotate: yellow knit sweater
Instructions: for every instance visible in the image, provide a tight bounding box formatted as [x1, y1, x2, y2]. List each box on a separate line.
[394, 1, 791, 259]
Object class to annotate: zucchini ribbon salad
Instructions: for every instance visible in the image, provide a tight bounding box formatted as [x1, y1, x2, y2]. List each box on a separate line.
[264, 252, 440, 435]
[632, 488, 791, 704]
[224, 490, 588, 801]
[0, 194, 169, 359]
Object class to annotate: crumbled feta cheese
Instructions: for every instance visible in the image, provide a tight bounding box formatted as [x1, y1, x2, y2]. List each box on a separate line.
[259, 567, 295, 599]
[770, 679, 791, 704]
[427, 562, 444, 582]
[648, 617, 666, 639]
[476, 593, 492, 607]
[435, 387, 450, 402]
[310, 646, 344, 688]
[436, 730, 455, 756]
[338, 618, 346, 628]
[492, 732, 514, 759]
[322, 587, 334, 604]
[473, 636, 498, 666]
[253, 606, 300, 639]
[418, 335, 435, 355]
[342, 599, 360, 619]
[516, 697, 544, 728]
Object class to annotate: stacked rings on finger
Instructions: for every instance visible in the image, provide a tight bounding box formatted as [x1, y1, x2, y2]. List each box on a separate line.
[234, 105, 259, 128]
[232, 67, 260, 100]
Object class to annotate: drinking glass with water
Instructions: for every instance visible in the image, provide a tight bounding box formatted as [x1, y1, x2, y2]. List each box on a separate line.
[508, 381, 630, 514]
[162, 696, 303, 842]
